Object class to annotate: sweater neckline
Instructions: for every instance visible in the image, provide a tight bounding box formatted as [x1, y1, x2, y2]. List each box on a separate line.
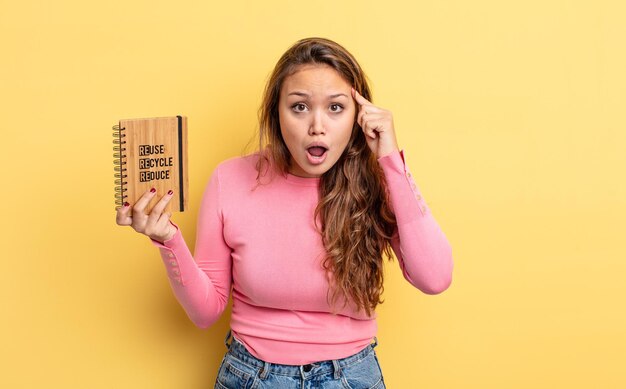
[284, 172, 321, 187]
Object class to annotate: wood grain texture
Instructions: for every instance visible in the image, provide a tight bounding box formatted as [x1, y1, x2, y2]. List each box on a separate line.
[116, 116, 188, 214]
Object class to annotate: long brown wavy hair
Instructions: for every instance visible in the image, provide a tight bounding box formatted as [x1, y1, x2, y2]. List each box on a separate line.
[254, 37, 397, 317]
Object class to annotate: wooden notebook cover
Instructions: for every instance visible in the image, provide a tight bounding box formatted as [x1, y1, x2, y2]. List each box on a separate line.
[117, 116, 188, 214]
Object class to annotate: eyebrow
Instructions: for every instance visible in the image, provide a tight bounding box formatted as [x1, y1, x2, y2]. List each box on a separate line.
[287, 92, 348, 99]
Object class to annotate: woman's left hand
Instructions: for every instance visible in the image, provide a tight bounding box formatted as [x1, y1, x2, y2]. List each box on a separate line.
[352, 87, 399, 158]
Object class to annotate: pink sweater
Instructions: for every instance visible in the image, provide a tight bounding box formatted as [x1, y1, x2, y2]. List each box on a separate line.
[150, 149, 453, 365]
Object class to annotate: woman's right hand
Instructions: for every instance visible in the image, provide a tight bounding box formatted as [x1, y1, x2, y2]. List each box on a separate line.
[116, 187, 177, 243]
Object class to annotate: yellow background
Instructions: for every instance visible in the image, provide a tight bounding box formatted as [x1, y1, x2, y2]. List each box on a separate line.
[1, 0, 624, 387]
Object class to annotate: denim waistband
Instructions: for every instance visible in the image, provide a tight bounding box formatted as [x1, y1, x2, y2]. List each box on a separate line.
[223, 329, 378, 379]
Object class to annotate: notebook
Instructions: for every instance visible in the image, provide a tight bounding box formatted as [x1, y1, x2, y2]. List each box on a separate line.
[112, 115, 188, 214]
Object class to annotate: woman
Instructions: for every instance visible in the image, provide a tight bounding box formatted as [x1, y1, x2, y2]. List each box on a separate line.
[116, 37, 453, 389]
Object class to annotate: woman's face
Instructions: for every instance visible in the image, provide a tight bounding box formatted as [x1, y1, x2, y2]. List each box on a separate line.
[278, 64, 356, 178]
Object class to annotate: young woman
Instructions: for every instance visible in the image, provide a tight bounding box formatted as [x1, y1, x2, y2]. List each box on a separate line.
[116, 37, 453, 389]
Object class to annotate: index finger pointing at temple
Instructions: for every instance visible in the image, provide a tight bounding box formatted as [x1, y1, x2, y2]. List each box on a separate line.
[352, 87, 373, 106]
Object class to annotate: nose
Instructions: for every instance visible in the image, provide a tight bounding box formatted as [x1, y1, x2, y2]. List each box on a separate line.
[308, 109, 326, 135]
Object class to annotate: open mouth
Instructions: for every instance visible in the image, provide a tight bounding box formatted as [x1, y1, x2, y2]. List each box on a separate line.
[306, 145, 328, 165]
[307, 146, 328, 158]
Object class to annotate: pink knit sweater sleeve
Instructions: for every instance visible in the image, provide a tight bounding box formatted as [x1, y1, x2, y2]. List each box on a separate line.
[149, 165, 231, 328]
[377, 150, 454, 294]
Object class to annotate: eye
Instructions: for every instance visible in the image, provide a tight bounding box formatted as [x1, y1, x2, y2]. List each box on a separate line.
[330, 103, 344, 113]
[291, 103, 307, 113]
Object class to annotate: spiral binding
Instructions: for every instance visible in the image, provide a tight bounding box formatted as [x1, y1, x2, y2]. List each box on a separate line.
[112, 124, 128, 209]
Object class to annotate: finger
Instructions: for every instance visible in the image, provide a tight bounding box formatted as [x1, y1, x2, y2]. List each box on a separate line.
[357, 104, 381, 125]
[357, 107, 370, 128]
[363, 126, 377, 139]
[116, 202, 133, 226]
[146, 190, 174, 226]
[132, 187, 158, 216]
[361, 116, 381, 139]
[352, 87, 373, 106]
[357, 109, 370, 128]
[358, 110, 381, 131]
[155, 213, 176, 242]
[156, 211, 173, 230]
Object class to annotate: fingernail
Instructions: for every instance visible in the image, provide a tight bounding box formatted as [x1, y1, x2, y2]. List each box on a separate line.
[123, 202, 130, 207]
[167, 189, 173, 195]
[150, 187, 156, 193]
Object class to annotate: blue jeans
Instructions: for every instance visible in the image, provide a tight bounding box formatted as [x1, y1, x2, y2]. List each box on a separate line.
[215, 329, 386, 388]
